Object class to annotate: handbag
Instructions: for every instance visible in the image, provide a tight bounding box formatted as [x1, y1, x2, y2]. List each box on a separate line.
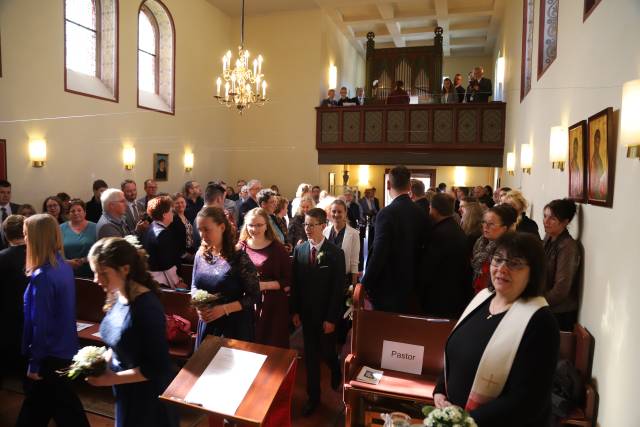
[165, 314, 192, 344]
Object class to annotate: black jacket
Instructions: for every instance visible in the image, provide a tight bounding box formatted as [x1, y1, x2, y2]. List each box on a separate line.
[516, 213, 540, 237]
[292, 240, 345, 325]
[0, 244, 28, 360]
[238, 198, 258, 229]
[467, 77, 493, 102]
[85, 197, 102, 223]
[362, 194, 427, 313]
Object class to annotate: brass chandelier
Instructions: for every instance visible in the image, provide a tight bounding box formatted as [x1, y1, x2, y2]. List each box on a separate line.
[214, 0, 268, 114]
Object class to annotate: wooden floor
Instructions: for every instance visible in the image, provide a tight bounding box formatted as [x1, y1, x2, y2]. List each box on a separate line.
[0, 328, 346, 427]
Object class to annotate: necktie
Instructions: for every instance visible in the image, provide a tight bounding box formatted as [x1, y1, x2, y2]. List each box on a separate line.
[310, 246, 317, 265]
[1, 207, 6, 222]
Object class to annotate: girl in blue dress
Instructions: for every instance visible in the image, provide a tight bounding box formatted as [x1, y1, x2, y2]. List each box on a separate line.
[192, 206, 260, 347]
[86, 237, 178, 427]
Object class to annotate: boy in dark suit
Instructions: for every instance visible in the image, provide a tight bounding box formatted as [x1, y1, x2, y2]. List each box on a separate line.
[291, 208, 345, 416]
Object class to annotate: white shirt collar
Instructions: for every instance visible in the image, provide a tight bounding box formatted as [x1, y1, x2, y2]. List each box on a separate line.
[309, 237, 325, 252]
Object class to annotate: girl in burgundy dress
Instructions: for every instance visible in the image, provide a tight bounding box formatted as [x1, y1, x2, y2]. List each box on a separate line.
[238, 208, 292, 348]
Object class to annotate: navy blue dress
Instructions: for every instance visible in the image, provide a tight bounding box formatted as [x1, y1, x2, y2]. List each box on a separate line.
[191, 250, 260, 348]
[100, 291, 178, 427]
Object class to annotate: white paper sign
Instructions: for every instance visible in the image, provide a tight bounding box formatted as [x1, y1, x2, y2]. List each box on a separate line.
[76, 321, 93, 332]
[185, 347, 267, 415]
[380, 340, 424, 375]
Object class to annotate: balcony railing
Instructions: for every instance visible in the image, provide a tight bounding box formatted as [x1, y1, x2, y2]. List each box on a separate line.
[315, 102, 506, 166]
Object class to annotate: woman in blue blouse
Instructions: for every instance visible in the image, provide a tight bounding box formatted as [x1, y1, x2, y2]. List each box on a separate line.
[60, 199, 97, 277]
[17, 213, 89, 427]
[193, 206, 261, 347]
[86, 237, 178, 427]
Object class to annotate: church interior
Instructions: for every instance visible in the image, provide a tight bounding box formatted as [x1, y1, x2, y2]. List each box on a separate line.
[1, 0, 639, 425]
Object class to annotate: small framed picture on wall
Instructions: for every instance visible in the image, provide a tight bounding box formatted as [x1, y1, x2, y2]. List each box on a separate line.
[587, 107, 615, 207]
[568, 121, 587, 202]
[153, 153, 169, 182]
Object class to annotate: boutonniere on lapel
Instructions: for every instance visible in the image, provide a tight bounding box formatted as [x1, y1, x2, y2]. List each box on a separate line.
[316, 251, 326, 265]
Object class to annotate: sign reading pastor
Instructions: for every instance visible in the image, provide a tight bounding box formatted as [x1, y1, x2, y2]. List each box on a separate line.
[380, 340, 424, 375]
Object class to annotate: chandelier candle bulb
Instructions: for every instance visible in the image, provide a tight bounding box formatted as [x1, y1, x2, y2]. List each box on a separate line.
[262, 81, 267, 99]
[216, 78, 221, 97]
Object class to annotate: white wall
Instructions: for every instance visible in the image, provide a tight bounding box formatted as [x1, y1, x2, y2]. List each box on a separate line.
[495, 1, 640, 425]
[0, 0, 232, 206]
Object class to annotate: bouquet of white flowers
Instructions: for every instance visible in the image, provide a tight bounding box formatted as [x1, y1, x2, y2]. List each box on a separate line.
[62, 346, 108, 380]
[344, 284, 354, 320]
[191, 289, 223, 309]
[422, 405, 477, 427]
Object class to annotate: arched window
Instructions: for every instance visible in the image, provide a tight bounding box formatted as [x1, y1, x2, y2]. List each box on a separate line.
[64, 0, 118, 101]
[137, 0, 175, 114]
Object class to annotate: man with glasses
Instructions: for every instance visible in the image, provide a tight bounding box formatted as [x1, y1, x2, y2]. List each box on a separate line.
[421, 193, 472, 317]
[238, 179, 262, 229]
[291, 208, 345, 417]
[96, 189, 131, 239]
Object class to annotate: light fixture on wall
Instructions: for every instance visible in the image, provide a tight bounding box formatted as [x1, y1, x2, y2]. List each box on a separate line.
[621, 79, 640, 159]
[329, 64, 338, 90]
[214, 0, 268, 114]
[506, 152, 516, 175]
[520, 144, 533, 174]
[496, 55, 505, 101]
[454, 166, 467, 186]
[184, 151, 194, 172]
[358, 165, 370, 186]
[122, 146, 136, 170]
[29, 139, 47, 167]
[549, 125, 568, 171]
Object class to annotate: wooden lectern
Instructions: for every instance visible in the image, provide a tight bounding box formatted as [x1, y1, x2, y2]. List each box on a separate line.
[160, 335, 297, 427]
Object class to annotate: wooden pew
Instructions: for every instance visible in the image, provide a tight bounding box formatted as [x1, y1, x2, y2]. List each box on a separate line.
[178, 263, 193, 286]
[74, 278, 198, 360]
[558, 324, 598, 427]
[343, 284, 454, 426]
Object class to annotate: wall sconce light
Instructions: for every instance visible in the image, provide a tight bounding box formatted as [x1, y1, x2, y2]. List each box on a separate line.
[329, 64, 337, 90]
[496, 56, 505, 85]
[521, 144, 533, 174]
[549, 125, 568, 171]
[454, 166, 467, 186]
[184, 151, 194, 172]
[29, 139, 47, 167]
[358, 165, 370, 186]
[506, 152, 516, 175]
[621, 79, 640, 159]
[122, 146, 136, 170]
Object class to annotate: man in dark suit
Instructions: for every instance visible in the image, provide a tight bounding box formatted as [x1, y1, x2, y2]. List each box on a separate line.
[410, 179, 430, 215]
[319, 89, 338, 107]
[184, 180, 204, 223]
[421, 193, 472, 318]
[358, 188, 378, 218]
[343, 188, 362, 229]
[237, 179, 261, 229]
[0, 180, 21, 249]
[121, 179, 148, 236]
[85, 179, 108, 223]
[362, 165, 427, 313]
[454, 73, 466, 103]
[466, 66, 493, 102]
[336, 86, 352, 106]
[291, 208, 345, 417]
[0, 215, 28, 377]
[136, 179, 158, 210]
[351, 87, 365, 105]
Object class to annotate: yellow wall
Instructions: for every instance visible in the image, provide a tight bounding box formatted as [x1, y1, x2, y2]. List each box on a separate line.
[0, 0, 232, 206]
[495, 1, 640, 424]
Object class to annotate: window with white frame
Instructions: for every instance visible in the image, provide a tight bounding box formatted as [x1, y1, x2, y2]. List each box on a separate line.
[64, 0, 118, 101]
[137, 0, 174, 114]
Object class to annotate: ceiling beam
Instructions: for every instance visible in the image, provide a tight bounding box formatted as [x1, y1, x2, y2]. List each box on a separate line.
[434, 0, 450, 56]
[376, 2, 405, 47]
[484, 0, 504, 55]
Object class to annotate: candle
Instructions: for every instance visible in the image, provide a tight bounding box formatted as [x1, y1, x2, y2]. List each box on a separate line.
[262, 80, 267, 99]
[216, 77, 221, 97]
[231, 74, 236, 93]
[253, 59, 258, 77]
[224, 82, 230, 101]
[255, 74, 261, 92]
[222, 56, 227, 72]
[258, 55, 263, 75]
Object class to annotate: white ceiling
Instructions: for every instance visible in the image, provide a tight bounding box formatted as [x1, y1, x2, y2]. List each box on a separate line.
[206, 0, 505, 57]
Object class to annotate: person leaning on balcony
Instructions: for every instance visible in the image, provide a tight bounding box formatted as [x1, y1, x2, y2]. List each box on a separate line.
[386, 80, 410, 104]
[351, 87, 365, 105]
[320, 89, 338, 107]
[454, 73, 466, 103]
[466, 66, 493, 103]
[336, 86, 351, 106]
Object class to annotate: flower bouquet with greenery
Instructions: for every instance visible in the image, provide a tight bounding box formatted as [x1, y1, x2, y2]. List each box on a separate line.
[191, 289, 223, 309]
[61, 346, 108, 380]
[421, 405, 477, 427]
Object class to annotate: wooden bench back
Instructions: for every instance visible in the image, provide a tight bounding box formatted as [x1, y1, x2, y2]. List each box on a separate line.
[159, 289, 198, 333]
[559, 323, 594, 382]
[352, 284, 454, 376]
[178, 263, 193, 286]
[75, 277, 105, 323]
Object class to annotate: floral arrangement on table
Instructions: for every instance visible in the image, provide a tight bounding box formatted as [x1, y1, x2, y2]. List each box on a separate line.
[421, 405, 477, 427]
[190, 289, 223, 309]
[344, 284, 354, 320]
[61, 346, 108, 380]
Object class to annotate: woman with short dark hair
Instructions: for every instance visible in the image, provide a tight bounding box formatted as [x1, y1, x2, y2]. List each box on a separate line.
[542, 199, 580, 331]
[434, 232, 559, 426]
[471, 204, 518, 293]
[42, 196, 66, 224]
[61, 198, 97, 277]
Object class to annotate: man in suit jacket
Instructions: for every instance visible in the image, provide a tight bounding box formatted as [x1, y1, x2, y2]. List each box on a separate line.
[0, 180, 21, 249]
[237, 179, 261, 229]
[361, 166, 427, 313]
[96, 189, 131, 239]
[121, 179, 148, 235]
[136, 179, 158, 210]
[351, 87, 366, 105]
[0, 215, 28, 376]
[343, 188, 362, 229]
[454, 74, 466, 103]
[85, 179, 108, 223]
[358, 189, 378, 218]
[291, 208, 345, 416]
[466, 66, 493, 103]
[421, 193, 472, 318]
[320, 89, 338, 107]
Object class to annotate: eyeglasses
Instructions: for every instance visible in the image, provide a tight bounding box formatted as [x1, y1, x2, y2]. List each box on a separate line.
[247, 223, 266, 228]
[303, 223, 323, 228]
[481, 220, 503, 228]
[491, 256, 529, 270]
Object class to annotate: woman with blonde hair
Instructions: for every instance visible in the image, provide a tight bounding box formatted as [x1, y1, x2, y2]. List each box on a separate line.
[86, 237, 179, 427]
[290, 183, 312, 217]
[238, 208, 292, 348]
[459, 199, 484, 255]
[502, 190, 539, 236]
[287, 195, 315, 247]
[17, 214, 89, 427]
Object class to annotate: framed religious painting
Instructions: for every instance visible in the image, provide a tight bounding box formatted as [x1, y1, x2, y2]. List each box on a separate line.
[568, 121, 587, 202]
[153, 153, 169, 182]
[587, 107, 615, 207]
